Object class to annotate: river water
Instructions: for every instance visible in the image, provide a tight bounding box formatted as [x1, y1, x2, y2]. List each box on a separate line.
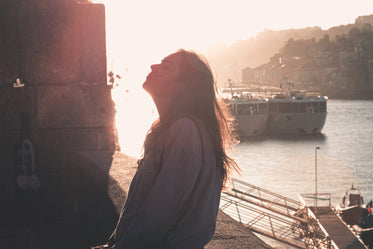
[114, 92, 372, 248]
[232, 99, 373, 248]
[234, 99, 373, 207]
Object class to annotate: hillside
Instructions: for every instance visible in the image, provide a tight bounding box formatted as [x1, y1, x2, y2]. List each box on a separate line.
[205, 14, 373, 85]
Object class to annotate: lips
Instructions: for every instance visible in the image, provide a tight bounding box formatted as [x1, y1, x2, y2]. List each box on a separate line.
[146, 72, 154, 80]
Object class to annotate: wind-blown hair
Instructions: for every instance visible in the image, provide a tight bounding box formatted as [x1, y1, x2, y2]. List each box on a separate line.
[143, 49, 239, 186]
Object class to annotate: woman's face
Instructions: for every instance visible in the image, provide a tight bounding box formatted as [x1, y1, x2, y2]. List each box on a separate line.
[143, 52, 184, 101]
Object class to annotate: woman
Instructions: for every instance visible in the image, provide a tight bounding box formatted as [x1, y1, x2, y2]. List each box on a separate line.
[108, 49, 239, 249]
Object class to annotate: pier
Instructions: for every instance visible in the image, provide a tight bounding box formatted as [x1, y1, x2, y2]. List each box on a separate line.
[313, 206, 366, 248]
[299, 194, 367, 249]
[221, 178, 368, 248]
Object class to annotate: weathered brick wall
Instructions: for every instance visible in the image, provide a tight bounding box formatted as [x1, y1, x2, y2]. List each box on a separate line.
[0, 1, 117, 247]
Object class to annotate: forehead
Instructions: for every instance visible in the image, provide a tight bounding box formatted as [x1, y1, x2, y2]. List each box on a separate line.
[162, 52, 183, 65]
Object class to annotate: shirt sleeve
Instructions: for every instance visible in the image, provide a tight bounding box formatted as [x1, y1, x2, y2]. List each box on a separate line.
[114, 118, 203, 248]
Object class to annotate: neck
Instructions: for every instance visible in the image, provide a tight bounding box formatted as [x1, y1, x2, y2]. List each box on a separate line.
[154, 97, 173, 120]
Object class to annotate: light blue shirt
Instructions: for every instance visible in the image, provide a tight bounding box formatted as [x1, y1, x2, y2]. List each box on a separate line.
[113, 117, 223, 249]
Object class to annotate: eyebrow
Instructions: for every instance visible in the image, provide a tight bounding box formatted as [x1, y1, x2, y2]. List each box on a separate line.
[161, 59, 172, 66]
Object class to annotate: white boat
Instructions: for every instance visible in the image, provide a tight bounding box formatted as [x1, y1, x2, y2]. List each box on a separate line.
[221, 77, 327, 136]
[266, 90, 327, 134]
[341, 184, 365, 208]
[223, 92, 269, 137]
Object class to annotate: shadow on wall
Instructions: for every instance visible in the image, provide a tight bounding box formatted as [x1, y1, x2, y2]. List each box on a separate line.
[1, 138, 130, 248]
[68, 150, 127, 248]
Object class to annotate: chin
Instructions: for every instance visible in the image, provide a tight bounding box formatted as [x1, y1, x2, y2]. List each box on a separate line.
[142, 79, 150, 90]
[143, 82, 155, 97]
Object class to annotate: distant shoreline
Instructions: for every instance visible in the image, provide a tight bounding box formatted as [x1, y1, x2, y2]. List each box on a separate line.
[321, 88, 373, 100]
[223, 85, 373, 100]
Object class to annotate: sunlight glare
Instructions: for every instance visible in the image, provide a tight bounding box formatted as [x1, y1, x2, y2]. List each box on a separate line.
[112, 81, 157, 158]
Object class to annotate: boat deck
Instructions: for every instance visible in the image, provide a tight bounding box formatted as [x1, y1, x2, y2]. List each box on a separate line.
[311, 206, 367, 248]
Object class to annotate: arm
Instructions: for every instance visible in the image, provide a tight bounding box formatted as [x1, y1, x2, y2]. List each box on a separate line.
[114, 118, 203, 248]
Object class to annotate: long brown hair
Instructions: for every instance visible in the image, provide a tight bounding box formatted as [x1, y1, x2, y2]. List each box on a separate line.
[143, 49, 240, 186]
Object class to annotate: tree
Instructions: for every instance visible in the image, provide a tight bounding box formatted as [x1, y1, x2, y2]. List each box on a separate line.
[348, 27, 361, 39]
[362, 23, 372, 33]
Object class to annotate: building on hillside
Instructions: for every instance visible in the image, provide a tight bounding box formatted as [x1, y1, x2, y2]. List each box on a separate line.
[339, 51, 366, 88]
[315, 51, 339, 67]
[367, 59, 373, 88]
[355, 15, 373, 25]
[242, 67, 254, 84]
[324, 66, 339, 88]
[252, 63, 268, 84]
[244, 57, 301, 87]
[294, 63, 323, 89]
[242, 36, 373, 90]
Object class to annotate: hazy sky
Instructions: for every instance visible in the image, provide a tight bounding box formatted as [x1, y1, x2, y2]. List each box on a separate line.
[93, 0, 373, 156]
[94, 0, 373, 86]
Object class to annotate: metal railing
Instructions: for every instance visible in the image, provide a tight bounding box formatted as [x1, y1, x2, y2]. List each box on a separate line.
[220, 178, 307, 249]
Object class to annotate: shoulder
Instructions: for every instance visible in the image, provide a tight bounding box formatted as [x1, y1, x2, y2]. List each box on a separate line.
[168, 116, 207, 137]
[166, 117, 202, 143]
[170, 117, 199, 131]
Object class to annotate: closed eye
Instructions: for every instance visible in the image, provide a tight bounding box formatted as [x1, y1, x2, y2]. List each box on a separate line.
[161, 60, 172, 70]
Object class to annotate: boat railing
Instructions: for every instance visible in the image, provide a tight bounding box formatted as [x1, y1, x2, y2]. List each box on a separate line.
[220, 87, 326, 100]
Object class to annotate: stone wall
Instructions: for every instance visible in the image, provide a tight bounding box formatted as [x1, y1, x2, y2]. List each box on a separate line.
[0, 1, 117, 248]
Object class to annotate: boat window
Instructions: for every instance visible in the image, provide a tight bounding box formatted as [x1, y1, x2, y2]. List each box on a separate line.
[269, 103, 278, 112]
[236, 104, 244, 115]
[299, 103, 306, 112]
[291, 103, 298, 113]
[237, 104, 257, 115]
[319, 102, 327, 112]
[258, 103, 267, 114]
[306, 103, 316, 113]
[313, 103, 319, 113]
[279, 103, 291, 113]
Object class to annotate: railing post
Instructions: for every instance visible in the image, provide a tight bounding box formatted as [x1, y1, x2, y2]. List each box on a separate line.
[258, 188, 263, 206]
[235, 202, 242, 223]
[284, 198, 290, 216]
[268, 215, 275, 237]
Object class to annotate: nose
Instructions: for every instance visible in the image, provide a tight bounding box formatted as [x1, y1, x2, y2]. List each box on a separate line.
[151, 64, 159, 71]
